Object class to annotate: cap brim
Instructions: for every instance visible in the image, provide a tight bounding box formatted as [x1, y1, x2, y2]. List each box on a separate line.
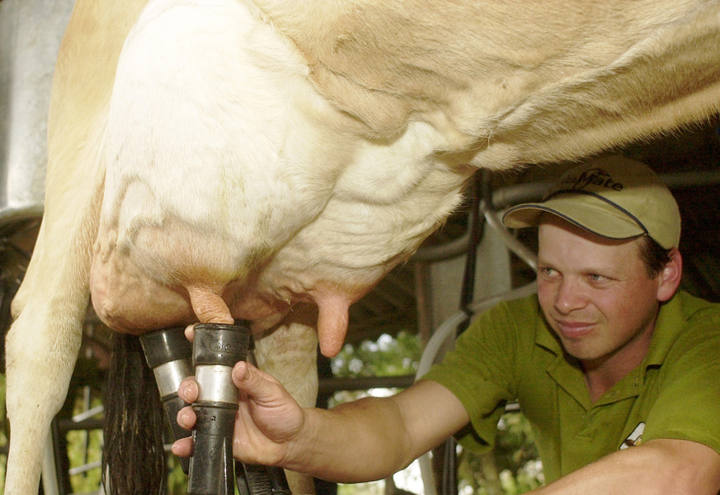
[502, 195, 646, 240]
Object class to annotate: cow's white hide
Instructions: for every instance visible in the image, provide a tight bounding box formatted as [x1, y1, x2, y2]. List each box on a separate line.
[4, 0, 720, 494]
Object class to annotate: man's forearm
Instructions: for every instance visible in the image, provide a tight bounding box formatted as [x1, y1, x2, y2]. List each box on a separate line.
[283, 396, 415, 483]
[280, 379, 470, 483]
[531, 439, 720, 495]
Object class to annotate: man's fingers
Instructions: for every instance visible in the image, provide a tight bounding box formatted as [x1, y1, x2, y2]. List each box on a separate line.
[171, 436, 193, 458]
[231, 361, 271, 395]
[184, 323, 195, 342]
[232, 360, 250, 386]
[177, 405, 197, 430]
[178, 376, 198, 402]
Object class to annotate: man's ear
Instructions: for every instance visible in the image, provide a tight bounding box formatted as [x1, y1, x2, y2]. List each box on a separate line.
[657, 248, 683, 302]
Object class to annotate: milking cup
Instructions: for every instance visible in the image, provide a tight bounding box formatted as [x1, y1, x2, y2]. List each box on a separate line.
[188, 322, 250, 495]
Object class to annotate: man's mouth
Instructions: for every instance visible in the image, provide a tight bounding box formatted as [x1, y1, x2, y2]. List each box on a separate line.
[555, 319, 595, 339]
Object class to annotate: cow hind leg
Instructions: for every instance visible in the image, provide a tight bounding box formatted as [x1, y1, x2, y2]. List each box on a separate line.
[5, 172, 103, 493]
[253, 306, 320, 495]
[5, 308, 84, 494]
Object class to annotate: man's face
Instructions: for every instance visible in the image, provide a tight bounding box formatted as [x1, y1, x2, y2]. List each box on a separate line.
[536, 216, 663, 371]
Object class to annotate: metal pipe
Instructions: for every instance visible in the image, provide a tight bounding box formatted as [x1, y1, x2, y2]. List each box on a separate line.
[0, 0, 75, 228]
[318, 375, 415, 395]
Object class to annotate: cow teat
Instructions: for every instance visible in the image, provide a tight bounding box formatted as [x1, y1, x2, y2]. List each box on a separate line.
[313, 291, 352, 358]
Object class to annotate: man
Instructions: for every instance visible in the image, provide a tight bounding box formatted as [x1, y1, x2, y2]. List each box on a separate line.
[172, 156, 720, 493]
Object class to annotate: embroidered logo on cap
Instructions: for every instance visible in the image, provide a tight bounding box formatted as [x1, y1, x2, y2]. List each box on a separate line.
[560, 168, 625, 192]
[619, 422, 646, 450]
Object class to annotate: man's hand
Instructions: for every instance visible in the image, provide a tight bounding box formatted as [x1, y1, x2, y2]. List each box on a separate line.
[170, 337, 470, 483]
[171, 360, 306, 467]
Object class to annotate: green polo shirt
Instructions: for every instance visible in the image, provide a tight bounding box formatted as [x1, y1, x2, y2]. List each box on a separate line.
[422, 290, 720, 482]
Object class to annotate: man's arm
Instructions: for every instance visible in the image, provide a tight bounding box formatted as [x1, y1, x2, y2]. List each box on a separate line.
[173, 361, 470, 483]
[284, 377, 469, 482]
[532, 438, 720, 495]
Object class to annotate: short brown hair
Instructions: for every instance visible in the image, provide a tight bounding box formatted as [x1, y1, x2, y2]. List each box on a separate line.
[637, 235, 673, 278]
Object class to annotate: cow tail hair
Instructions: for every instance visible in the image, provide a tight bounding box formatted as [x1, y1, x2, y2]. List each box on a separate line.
[102, 332, 166, 494]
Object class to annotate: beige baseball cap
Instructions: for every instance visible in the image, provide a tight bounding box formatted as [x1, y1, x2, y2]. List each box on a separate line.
[502, 156, 681, 249]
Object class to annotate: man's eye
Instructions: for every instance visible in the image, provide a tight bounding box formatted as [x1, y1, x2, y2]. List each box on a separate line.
[539, 266, 556, 277]
[588, 273, 605, 282]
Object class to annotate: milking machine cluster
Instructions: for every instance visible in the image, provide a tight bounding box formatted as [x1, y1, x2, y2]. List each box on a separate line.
[141, 322, 291, 495]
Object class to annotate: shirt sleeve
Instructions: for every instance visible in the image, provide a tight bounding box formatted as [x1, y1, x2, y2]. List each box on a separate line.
[643, 312, 720, 454]
[421, 298, 528, 454]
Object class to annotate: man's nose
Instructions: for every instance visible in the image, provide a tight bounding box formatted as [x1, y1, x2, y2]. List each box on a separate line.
[554, 278, 587, 314]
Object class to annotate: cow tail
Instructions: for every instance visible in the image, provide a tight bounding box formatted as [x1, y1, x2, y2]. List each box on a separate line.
[102, 332, 166, 495]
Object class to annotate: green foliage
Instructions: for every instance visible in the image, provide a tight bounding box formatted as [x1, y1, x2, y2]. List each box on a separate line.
[66, 422, 103, 492]
[495, 413, 541, 483]
[168, 455, 189, 494]
[457, 412, 543, 495]
[330, 331, 421, 408]
[333, 331, 422, 378]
